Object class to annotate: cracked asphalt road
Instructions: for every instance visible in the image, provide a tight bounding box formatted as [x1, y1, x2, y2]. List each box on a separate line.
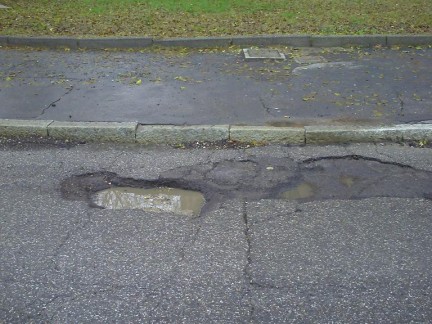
[0, 142, 431, 322]
[0, 46, 431, 125]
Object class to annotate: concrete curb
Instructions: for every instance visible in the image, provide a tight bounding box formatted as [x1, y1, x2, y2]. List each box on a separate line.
[0, 119, 53, 138]
[305, 124, 432, 144]
[78, 37, 153, 49]
[136, 125, 229, 144]
[310, 35, 387, 47]
[230, 126, 305, 144]
[0, 119, 431, 146]
[231, 35, 311, 47]
[47, 121, 137, 143]
[1, 34, 431, 49]
[153, 37, 232, 48]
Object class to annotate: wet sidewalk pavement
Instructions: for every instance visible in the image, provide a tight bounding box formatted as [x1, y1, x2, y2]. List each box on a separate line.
[0, 46, 431, 126]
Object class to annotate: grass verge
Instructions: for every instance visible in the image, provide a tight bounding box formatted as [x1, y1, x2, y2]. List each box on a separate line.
[0, 0, 431, 38]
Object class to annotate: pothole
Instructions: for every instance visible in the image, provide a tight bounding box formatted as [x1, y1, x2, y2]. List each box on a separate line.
[93, 187, 205, 216]
[61, 155, 432, 215]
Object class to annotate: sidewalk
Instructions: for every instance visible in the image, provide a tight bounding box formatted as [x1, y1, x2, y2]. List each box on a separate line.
[0, 42, 431, 144]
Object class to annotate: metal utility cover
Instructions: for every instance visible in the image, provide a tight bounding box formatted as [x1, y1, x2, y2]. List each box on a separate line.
[243, 48, 286, 61]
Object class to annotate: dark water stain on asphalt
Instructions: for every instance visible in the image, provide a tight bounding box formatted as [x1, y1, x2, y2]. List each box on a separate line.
[296, 155, 432, 201]
[61, 155, 432, 215]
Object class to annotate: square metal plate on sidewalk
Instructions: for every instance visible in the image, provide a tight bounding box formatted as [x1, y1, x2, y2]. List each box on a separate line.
[243, 48, 286, 61]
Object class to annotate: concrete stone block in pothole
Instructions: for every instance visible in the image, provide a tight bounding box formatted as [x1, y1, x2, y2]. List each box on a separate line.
[0, 119, 53, 138]
[153, 37, 232, 48]
[230, 126, 305, 144]
[78, 37, 153, 49]
[387, 35, 432, 46]
[311, 35, 386, 47]
[136, 125, 230, 144]
[305, 124, 432, 144]
[48, 121, 137, 143]
[7, 36, 79, 49]
[232, 35, 311, 47]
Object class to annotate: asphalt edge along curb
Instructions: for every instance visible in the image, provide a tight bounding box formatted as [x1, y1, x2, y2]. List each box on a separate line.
[0, 34, 432, 49]
[0, 119, 431, 146]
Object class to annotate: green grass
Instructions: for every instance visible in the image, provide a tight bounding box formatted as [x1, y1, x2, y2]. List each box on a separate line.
[0, 0, 431, 38]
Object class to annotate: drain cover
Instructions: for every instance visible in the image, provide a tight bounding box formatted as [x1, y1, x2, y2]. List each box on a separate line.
[243, 48, 286, 61]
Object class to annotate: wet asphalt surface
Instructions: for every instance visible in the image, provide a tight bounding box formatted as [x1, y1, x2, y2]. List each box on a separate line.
[0, 141, 431, 322]
[0, 46, 431, 125]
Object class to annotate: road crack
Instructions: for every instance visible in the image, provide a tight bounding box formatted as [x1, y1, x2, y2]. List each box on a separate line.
[241, 200, 255, 321]
[302, 154, 414, 169]
[397, 92, 405, 116]
[39, 85, 74, 117]
[259, 96, 272, 115]
[51, 210, 91, 271]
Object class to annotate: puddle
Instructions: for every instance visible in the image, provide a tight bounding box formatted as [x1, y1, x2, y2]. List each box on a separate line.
[93, 187, 205, 216]
[281, 182, 315, 200]
[339, 175, 356, 188]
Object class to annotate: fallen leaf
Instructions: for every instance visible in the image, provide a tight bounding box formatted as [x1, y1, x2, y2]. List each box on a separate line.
[175, 76, 188, 82]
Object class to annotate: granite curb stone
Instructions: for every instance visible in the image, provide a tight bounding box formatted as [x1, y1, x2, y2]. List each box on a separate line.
[153, 37, 232, 48]
[0, 119, 431, 145]
[136, 125, 229, 144]
[77, 37, 153, 49]
[386, 35, 432, 46]
[0, 35, 8, 46]
[231, 35, 311, 47]
[7, 36, 78, 49]
[311, 35, 387, 47]
[305, 124, 432, 144]
[0, 119, 53, 138]
[230, 126, 305, 144]
[47, 121, 137, 143]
